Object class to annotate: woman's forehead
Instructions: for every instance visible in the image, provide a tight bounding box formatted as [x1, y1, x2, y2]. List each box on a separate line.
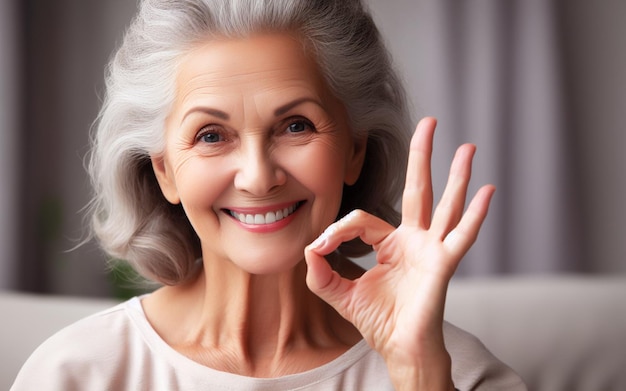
[177, 33, 325, 91]
[171, 33, 334, 116]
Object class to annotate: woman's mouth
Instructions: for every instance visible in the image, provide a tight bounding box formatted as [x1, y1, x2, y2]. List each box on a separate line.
[226, 201, 304, 226]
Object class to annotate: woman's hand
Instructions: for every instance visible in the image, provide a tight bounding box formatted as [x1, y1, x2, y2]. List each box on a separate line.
[304, 117, 495, 391]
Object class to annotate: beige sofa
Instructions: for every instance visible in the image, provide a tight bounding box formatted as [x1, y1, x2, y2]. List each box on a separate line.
[2, 276, 625, 390]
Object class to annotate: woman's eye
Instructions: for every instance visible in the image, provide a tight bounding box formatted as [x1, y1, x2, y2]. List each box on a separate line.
[196, 126, 224, 144]
[200, 132, 222, 143]
[286, 119, 314, 133]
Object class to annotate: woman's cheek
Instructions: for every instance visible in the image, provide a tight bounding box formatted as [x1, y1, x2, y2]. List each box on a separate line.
[175, 156, 229, 210]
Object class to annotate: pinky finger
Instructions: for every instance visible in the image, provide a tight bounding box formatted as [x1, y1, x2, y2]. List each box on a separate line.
[443, 185, 496, 255]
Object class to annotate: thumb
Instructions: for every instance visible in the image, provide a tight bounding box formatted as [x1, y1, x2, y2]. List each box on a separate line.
[304, 245, 354, 315]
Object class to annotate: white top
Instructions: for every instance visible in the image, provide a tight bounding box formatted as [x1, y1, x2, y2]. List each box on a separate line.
[11, 296, 526, 390]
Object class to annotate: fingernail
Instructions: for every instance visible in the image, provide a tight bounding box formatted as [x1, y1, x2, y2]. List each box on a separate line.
[309, 225, 335, 250]
[309, 236, 326, 250]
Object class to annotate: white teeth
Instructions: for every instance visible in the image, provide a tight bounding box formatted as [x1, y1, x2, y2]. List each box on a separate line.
[265, 211, 276, 224]
[230, 203, 300, 225]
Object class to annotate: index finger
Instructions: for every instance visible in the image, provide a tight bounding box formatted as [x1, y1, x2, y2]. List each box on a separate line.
[401, 117, 436, 228]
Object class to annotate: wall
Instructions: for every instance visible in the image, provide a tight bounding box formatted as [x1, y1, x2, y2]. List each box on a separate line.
[16, 0, 137, 296]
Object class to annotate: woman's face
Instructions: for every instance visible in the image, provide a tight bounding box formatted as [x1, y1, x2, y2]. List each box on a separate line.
[153, 33, 366, 274]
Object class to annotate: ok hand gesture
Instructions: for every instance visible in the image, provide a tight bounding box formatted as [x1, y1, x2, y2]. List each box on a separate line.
[305, 117, 495, 390]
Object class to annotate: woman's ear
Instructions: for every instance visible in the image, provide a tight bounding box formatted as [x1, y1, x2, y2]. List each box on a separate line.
[151, 155, 181, 204]
[344, 135, 367, 186]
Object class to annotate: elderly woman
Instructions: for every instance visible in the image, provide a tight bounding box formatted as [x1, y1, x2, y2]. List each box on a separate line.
[13, 0, 525, 390]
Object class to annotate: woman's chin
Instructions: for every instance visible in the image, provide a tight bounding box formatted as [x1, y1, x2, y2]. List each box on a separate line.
[227, 251, 306, 276]
[240, 261, 304, 276]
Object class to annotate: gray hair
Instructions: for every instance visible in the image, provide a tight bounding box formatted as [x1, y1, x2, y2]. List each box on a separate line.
[89, 0, 411, 285]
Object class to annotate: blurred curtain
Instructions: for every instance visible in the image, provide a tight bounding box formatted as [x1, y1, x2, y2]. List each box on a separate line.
[367, 0, 583, 274]
[0, 0, 21, 289]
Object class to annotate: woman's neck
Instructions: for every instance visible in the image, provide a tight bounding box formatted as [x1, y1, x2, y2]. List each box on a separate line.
[199, 259, 333, 356]
[142, 256, 362, 377]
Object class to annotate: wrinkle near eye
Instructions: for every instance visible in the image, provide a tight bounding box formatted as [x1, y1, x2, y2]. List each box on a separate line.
[171, 152, 197, 178]
[172, 136, 194, 152]
[309, 134, 346, 156]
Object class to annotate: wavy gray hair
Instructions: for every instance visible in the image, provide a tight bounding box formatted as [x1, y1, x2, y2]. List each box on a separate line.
[89, 0, 411, 285]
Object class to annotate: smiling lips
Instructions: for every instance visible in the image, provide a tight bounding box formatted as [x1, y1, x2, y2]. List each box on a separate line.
[227, 201, 303, 226]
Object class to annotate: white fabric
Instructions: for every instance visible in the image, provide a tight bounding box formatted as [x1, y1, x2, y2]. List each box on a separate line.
[11, 296, 525, 390]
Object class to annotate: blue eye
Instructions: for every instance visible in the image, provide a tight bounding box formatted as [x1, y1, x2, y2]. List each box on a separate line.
[200, 132, 222, 143]
[286, 119, 314, 133]
[196, 124, 225, 144]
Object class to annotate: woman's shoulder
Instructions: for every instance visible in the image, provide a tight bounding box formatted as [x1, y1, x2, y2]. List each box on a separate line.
[40, 298, 136, 349]
[11, 298, 147, 390]
[444, 321, 528, 390]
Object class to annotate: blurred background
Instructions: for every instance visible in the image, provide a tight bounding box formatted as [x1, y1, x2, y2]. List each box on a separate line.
[0, 0, 624, 298]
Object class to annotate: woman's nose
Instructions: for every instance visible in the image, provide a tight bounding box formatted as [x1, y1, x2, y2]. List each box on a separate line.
[233, 141, 287, 195]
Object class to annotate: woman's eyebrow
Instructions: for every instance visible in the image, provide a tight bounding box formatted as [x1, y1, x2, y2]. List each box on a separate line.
[181, 107, 230, 124]
[274, 97, 324, 117]
[181, 97, 323, 125]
